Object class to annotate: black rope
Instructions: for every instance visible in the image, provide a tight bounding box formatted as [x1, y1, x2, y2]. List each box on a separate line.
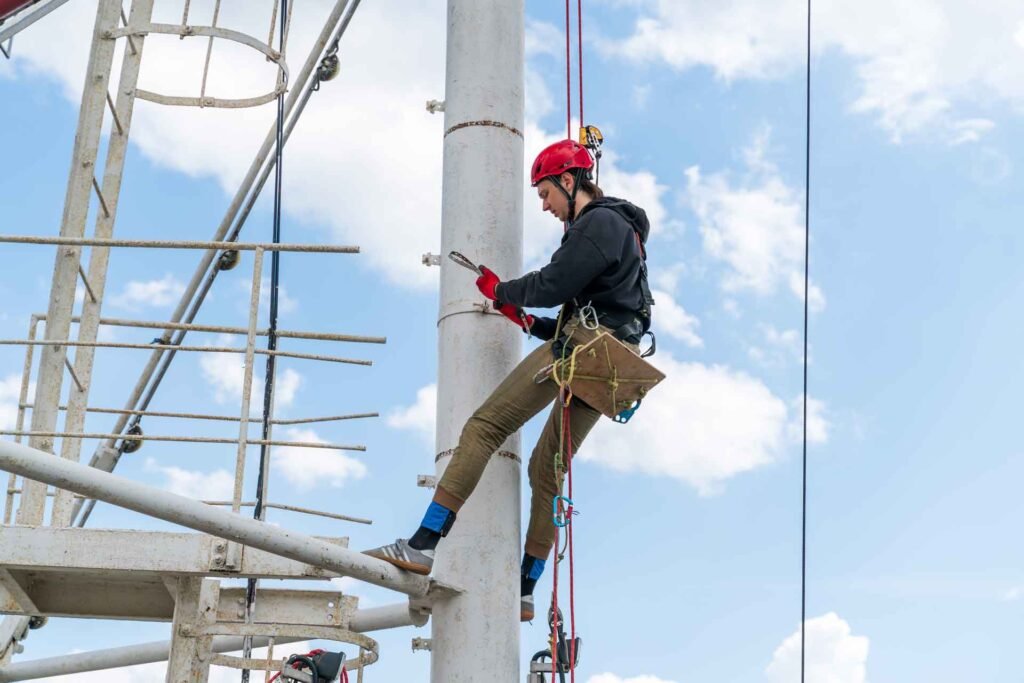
[800, 0, 812, 680]
[240, 1, 288, 679]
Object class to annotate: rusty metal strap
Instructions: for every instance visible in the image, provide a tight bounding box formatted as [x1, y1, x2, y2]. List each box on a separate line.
[435, 448, 521, 464]
[444, 120, 523, 139]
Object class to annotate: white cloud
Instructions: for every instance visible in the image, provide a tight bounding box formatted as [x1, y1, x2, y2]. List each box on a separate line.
[652, 262, 685, 293]
[526, 19, 564, 59]
[632, 83, 652, 110]
[970, 147, 1013, 186]
[1001, 585, 1023, 602]
[586, 353, 790, 495]
[8, 3, 674, 292]
[949, 118, 996, 146]
[766, 612, 869, 683]
[588, 675, 678, 683]
[604, 0, 1024, 144]
[786, 394, 830, 446]
[145, 458, 235, 500]
[685, 129, 824, 310]
[273, 427, 368, 489]
[110, 275, 186, 312]
[788, 273, 826, 314]
[748, 325, 801, 366]
[525, 66, 556, 123]
[0, 374, 26, 430]
[236, 278, 298, 322]
[386, 383, 436, 445]
[199, 335, 302, 409]
[650, 288, 702, 348]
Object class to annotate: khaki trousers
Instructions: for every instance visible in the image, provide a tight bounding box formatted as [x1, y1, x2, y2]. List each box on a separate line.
[434, 322, 616, 560]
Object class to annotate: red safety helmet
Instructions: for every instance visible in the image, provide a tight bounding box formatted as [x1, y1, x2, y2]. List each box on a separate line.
[530, 139, 594, 187]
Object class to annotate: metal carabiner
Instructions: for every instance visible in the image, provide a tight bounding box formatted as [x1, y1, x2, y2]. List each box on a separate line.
[552, 495, 575, 527]
[579, 302, 599, 331]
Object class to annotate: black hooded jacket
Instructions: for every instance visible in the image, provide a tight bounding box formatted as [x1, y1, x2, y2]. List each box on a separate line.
[495, 196, 652, 341]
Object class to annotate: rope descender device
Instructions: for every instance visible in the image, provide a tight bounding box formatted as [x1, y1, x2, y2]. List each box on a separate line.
[612, 399, 641, 424]
[578, 125, 603, 156]
[579, 124, 603, 184]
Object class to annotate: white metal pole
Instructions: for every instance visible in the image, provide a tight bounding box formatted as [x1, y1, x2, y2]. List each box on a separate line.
[0, 440, 436, 599]
[432, 0, 525, 681]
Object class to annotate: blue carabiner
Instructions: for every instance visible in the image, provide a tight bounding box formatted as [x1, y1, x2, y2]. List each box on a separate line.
[552, 495, 574, 527]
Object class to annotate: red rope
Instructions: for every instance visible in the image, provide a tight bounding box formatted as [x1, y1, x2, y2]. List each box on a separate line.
[577, 0, 584, 133]
[551, 522, 560, 681]
[564, 0, 572, 138]
[565, 403, 577, 682]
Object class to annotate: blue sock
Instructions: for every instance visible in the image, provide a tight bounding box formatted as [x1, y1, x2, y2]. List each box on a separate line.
[521, 554, 546, 596]
[408, 501, 455, 551]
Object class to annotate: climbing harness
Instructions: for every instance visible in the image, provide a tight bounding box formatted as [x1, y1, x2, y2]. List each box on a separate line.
[543, 325, 665, 420]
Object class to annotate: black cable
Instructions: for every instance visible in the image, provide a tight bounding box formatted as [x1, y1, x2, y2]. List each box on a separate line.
[240, 2, 288, 678]
[800, 0, 812, 681]
[285, 655, 320, 683]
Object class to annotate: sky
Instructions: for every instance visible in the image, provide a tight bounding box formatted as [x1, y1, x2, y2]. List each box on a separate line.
[2, 0, 1024, 681]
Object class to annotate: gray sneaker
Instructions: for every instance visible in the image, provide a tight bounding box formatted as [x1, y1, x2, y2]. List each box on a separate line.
[364, 538, 434, 575]
[521, 594, 535, 622]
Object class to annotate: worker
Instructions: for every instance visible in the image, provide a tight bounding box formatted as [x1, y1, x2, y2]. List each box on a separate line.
[366, 139, 654, 621]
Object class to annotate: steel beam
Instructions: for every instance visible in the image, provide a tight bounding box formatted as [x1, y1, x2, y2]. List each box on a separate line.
[0, 439, 444, 599]
[51, 0, 155, 527]
[0, 635, 303, 682]
[17, 0, 121, 526]
[0, 527, 348, 579]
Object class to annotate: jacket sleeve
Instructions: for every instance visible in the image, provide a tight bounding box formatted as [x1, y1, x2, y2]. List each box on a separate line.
[495, 229, 609, 308]
[527, 315, 558, 341]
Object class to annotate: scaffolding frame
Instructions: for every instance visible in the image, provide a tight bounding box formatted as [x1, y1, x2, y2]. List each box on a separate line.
[0, 1, 444, 681]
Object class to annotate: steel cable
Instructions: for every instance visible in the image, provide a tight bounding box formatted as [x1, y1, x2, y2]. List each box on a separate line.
[800, 0, 812, 680]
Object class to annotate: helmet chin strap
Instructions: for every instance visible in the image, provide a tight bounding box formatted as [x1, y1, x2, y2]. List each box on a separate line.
[550, 170, 584, 225]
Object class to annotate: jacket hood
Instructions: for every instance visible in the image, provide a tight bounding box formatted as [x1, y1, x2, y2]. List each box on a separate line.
[579, 196, 650, 245]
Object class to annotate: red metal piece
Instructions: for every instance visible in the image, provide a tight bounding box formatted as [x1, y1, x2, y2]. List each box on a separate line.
[0, 0, 39, 23]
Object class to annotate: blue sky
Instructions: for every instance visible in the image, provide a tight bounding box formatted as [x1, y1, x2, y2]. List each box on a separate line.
[2, 0, 1024, 681]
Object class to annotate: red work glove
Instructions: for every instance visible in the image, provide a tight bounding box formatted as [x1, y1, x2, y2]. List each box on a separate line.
[496, 302, 534, 331]
[475, 266, 500, 301]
